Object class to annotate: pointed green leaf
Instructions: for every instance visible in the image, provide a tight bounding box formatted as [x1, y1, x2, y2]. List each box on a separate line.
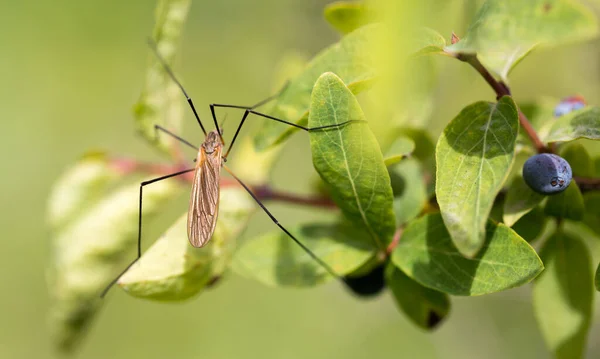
[385, 262, 450, 330]
[582, 192, 600, 236]
[503, 175, 545, 227]
[412, 28, 447, 56]
[231, 221, 377, 287]
[309, 72, 395, 250]
[133, 0, 191, 153]
[560, 143, 594, 177]
[446, 0, 598, 81]
[383, 136, 415, 167]
[254, 24, 380, 150]
[436, 97, 519, 256]
[595, 263, 600, 291]
[511, 207, 547, 243]
[544, 183, 584, 221]
[118, 187, 255, 300]
[47, 152, 120, 230]
[49, 179, 182, 351]
[391, 213, 543, 296]
[324, 1, 376, 35]
[544, 106, 600, 143]
[389, 158, 427, 226]
[533, 231, 593, 359]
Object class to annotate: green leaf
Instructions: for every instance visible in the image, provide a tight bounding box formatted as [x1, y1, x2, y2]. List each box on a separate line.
[49, 179, 182, 351]
[383, 136, 415, 166]
[133, 0, 191, 153]
[47, 152, 120, 230]
[560, 143, 594, 177]
[309, 72, 395, 250]
[324, 1, 376, 35]
[533, 231, 594, 359]
[544, 106, 600, 143]
[391, 213, 543, 296]
[118, 186, 255, 300]
[594, 156, 600, 177]
[389, 158, 427, 226]
[231, 221, 377, 287]
[511, 206, 547, 243]
[412, 28, 447, 56]
[436, 96, 519, 256]
[385, 262, 450, 330]
[446, 0, 599, 81]
[503, 175, 545, 227]
[544, 183, 584, 220]
[254, 24, 380, 150]
[582, 192, 600, 236]
[595, 263, 600, 291]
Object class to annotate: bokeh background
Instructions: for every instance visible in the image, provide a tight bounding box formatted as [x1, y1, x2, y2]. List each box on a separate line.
[3, 0, 600, 358]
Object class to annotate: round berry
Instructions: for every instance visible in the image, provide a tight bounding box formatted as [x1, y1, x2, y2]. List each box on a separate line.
[553, 96, 586, 117]
[523, 153, 572, 195]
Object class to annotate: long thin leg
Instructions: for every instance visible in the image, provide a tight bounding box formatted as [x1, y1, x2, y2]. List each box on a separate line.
[224, 109, 363, 159]
[223, 165, 343, 282]
[209, 81, 291, 141]
[100, 168, 195, 297]
[154, 125, 197, 151]
[147, 39, 207, 136]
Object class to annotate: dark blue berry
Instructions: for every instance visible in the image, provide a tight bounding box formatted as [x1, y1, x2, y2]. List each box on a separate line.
[553, 96, 586, 117]
[523, 154, 572, 195]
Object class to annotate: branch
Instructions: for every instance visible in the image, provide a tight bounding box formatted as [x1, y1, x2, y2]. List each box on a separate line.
[108, 156, 338, 208]
[455, 53, 550, 154]
[575, 176, 600, 192]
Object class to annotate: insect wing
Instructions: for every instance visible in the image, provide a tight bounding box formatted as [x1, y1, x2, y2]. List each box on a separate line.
[187, 146, 222, 247]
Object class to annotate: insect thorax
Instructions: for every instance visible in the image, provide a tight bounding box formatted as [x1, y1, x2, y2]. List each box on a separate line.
[202, 130, 223, 154]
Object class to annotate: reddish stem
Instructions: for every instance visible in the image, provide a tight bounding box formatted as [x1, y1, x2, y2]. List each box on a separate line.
[386, 227, 403, 256]
[108, 156, 337, 208]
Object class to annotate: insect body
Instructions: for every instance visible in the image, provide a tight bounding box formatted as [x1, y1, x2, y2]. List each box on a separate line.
[188, 130, 223, 247]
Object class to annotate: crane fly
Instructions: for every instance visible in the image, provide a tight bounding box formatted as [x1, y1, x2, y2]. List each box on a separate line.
[100, 40, 358, 297]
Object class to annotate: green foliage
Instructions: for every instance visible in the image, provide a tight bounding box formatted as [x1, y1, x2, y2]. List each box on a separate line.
[231, 220, 376, 287]
[389, 158, 427, 226]
[544, 183, 585, 220]
[133, 0, 191, 153]
[48, 165, 182, 350]
[560, 143, 594, 177]
[385, 263, 450, 329]
[118, 186, 255, 300]
[545, 106, 600, 143]
[391, 213, 543, 296]
[324, 1, 375, 34]
[446, 0, 598, 81]
[383, 136, 415, 166]
[309, 72, 395, 250]
[583, 192, 600, 235]
[503, 175, 545, 227]
[533, 231, 594, 359]
[435, 97, 519, 256]
[254, 24, 380, 150]
[45, 0, 600, 355]
[412, 28, 447, 56]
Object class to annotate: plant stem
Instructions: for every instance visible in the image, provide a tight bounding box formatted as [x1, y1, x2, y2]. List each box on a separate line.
[456, 53, 550, 153]
[108, 156, 337, 208]
[574, 176, 600, 192]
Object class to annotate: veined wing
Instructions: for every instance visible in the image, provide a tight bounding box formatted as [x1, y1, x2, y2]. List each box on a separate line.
[187, 146, 222, 247]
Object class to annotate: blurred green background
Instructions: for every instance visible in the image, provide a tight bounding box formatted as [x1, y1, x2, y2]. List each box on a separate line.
[3, 0, 600, 358]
